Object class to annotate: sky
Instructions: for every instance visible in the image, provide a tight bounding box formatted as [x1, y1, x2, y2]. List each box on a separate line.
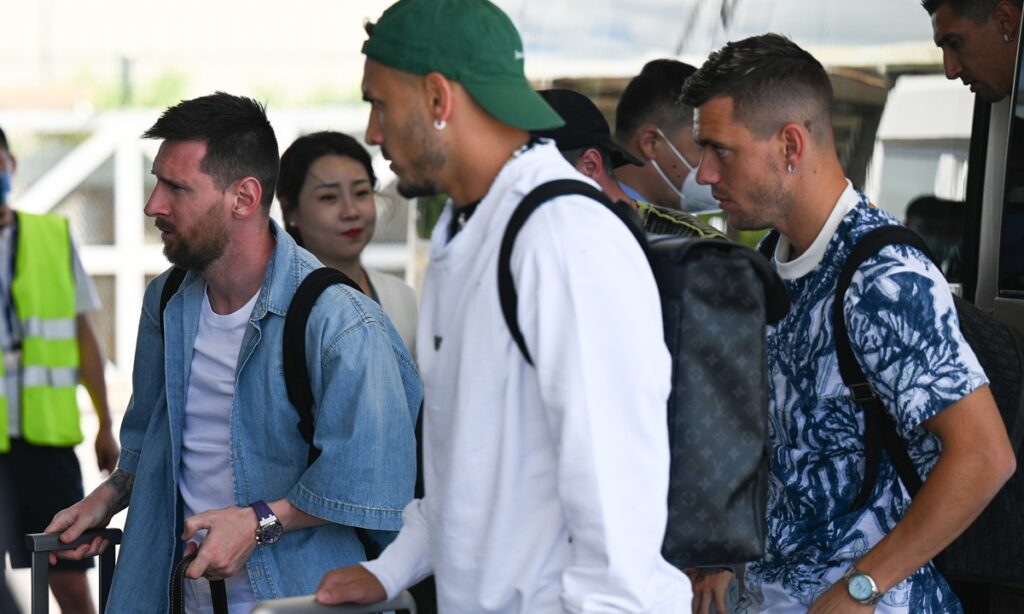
[0, 0, 938, 110]
[500, 0, 935, 62]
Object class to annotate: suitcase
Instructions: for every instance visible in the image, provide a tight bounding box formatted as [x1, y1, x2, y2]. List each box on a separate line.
[252, 590, 417, 613]
[25, 528, 122, 614]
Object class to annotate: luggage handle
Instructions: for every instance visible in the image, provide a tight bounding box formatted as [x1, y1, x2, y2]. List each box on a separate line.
[25, 528, 123, 614]
[251, 589, 418, 613]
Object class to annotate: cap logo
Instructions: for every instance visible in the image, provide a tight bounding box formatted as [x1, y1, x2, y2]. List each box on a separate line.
[514, 50, 525, 61]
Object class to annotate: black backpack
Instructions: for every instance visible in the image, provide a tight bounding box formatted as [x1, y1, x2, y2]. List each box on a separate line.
[837, 227, 1024, 584]
[763, 225, 1024, 583]
[498, 179, 790, 568]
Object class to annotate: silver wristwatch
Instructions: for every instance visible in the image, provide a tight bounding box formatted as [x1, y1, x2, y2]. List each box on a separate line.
[843, 565, 883, 605]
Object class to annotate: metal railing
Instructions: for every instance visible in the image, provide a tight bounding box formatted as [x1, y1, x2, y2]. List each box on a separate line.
[252, 590, 417, 613]
[0, 106, 416, 374]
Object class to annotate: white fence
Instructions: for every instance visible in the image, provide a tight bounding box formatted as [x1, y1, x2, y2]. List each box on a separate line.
[0, 105, 417, 376]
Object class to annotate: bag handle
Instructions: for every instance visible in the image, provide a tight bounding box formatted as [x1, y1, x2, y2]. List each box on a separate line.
[171, 552, 228, 614]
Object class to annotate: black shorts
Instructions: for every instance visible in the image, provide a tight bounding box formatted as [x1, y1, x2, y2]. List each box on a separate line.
[0, 438, 93, 571]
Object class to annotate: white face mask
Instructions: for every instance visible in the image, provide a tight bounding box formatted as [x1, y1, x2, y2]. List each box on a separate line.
[652, 128, 720, 214]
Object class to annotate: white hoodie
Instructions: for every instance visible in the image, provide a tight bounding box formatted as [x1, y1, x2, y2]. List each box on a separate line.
[363, 141, 690, 613]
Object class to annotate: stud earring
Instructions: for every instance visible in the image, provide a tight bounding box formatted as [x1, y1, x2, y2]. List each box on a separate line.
[787, 164, 797, 174]
[1004, 33, 1013, 43]
[433, 119, 447, 131]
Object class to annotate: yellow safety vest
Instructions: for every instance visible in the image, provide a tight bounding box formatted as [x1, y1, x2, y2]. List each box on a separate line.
[0, 212, 81, 452]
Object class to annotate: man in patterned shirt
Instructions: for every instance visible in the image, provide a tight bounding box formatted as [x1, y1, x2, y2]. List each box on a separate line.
[680, 34, 1015, 613]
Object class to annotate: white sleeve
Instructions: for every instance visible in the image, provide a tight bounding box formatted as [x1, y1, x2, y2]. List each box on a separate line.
[513, 198, 686, 612]
[359, 497, 433, 600]
[70, 235, 101, 314]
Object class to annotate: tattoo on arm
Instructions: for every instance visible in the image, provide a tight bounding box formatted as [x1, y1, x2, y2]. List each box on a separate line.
[105, 469, 135, 512]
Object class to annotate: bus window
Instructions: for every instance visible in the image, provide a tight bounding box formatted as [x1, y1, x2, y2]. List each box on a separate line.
[869, 75, 973, 287]
[998, 39, 1024, 299]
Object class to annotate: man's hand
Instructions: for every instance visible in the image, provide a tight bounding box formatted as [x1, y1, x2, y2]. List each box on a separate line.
[182, 506, 259, 580]
[43, 470, 133, 565]
[807, 581, 875, 614]
[94, 424, 119, 474]
[315, 565, 387, 605]
[686, 567, 733, 614]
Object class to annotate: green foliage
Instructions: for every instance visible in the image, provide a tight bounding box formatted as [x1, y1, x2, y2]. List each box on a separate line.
[417, 194, 449, 239]
[305, 83, 364, 106]
[73, 68, 188, 109]
[134, 71, 189, 108]
[698, 211, 770, 250]
[735, 228, 771, 250]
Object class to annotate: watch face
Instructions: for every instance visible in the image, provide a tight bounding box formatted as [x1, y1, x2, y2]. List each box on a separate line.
[257, 521, 283, 545]
[848, 574, 875, 601]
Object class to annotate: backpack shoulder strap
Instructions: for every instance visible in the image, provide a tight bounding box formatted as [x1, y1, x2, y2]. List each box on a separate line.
[497, 179, 615, 366]
[282, 267, 383, 558]
[283, 267, 361, 466]
[835, 225, 934, 507]
[159, 267, 188, 338]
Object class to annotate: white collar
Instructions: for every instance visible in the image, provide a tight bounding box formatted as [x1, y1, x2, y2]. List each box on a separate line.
[774, 179, 858, 280]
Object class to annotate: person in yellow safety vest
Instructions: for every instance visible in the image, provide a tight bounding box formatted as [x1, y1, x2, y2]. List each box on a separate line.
[0, 125, 118, 614]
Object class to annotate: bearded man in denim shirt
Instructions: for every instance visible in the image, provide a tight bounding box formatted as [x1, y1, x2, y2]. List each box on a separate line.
[45, 92, 422, 612]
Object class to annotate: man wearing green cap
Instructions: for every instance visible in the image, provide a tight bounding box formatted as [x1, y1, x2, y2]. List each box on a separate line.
[314, 0, 691, 612]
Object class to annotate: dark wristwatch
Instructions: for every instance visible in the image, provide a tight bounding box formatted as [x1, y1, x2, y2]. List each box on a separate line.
[843, 565, 883, 605]
[250, 499, 283, 545]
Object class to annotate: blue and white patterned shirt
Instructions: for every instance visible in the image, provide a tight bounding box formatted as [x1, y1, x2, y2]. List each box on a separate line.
[742, 182, 986, 613]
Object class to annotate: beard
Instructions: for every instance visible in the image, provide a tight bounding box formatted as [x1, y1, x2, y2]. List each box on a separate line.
[726, 164, 793, 231]
[157, 203, 229, 272]
[396, 177, 441, 199]
[390, 111, 446, 199]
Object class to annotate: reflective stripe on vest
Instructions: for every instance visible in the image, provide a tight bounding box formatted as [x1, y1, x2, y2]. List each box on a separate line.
[0, 212, 81, 451]
[22, 365, 80, 388]
[22, 317, 77, 341]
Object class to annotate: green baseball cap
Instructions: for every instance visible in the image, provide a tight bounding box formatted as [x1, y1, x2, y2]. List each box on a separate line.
[362, 0, 564, 131]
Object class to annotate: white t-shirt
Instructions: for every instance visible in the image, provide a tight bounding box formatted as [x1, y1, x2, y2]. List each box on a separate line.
[0, 222, 101, 438]
[179, 287, 258, 614]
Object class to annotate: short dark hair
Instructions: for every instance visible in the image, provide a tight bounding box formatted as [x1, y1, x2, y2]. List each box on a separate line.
[277, 131, 378, 244]
[560, 146, 617, 179]
[921, 0, 1022, 20]
[0, 126, 8, 153]
[142, 92, 279, 208]
[615, 59, 697, 142]
[681, 33, 834, 143]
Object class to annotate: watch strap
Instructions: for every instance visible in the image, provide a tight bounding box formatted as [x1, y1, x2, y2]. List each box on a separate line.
[251, 499, 274, 522]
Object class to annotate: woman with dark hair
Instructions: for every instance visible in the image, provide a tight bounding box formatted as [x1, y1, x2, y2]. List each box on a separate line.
[278, 131, 417, 353]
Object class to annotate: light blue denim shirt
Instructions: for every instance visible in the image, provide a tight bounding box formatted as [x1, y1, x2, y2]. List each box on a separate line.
[107, 221, 422, 611]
